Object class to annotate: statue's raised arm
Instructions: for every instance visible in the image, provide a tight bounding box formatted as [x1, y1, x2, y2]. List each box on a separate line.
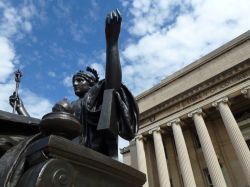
[105, 9, 122, 89]
[97, 9, 138, 147]
[5, 10, 138, 159]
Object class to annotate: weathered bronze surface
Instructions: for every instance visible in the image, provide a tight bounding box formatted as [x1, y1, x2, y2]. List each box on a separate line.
[1, 9, 142, 187]
[40, 112, 81, 139]
[0, 110, 39, 157]
[16, 135, 146, 187]
[9, 9, 138, 157]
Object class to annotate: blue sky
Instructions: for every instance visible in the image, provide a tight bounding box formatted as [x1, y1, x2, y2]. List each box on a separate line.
[1, 0, 250, 117]
[0, 0, 250, 156]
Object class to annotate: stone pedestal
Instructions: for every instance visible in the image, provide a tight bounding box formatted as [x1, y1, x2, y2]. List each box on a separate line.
[17, 135, 146, 187]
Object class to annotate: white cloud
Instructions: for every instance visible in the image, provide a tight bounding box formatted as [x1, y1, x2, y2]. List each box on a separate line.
[63, 75, 73, 87]
[20, 3, 36, 19]
[21, 89, 52, 118]
[48, 71, 56, 77]
[88, 0, 99, 21]
[90, 62, 105, 80]
[0, 1, 34, 38]
[0, 81, 16, 113]
[122, 0, 250, 95]
[0, 1, 53, 118]
[0, 36, 15, 82]
[23, 21, 32, 32]
[77, 58, 85, 67]
[126, 0, 188, 36]
[0, 82, 52, 119]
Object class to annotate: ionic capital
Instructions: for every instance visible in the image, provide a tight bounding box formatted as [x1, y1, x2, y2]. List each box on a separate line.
[134, 134, 144, 141]
[167, 118, 181, 127]
[212, 97, 229, 108]
[241, 86, 250, 98]
[148, 126, 162, 135]
[188, 108, 203, 118]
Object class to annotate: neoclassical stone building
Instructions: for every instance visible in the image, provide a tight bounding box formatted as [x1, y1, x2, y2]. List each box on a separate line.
[121, 30, 250, 187]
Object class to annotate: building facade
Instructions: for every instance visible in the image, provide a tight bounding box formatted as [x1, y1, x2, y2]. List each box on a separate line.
[121, 31, 250, 187]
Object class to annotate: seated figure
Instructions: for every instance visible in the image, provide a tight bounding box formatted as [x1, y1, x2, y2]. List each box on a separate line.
[9, 9, 138, 157]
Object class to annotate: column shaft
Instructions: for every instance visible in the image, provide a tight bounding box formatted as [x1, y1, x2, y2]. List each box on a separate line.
[218, 101, 250, 185]
[191, 111, 227, 187]
[172, 122, 196, 187]
[152, 129, 171, 187]
[136, 136, 149, 187]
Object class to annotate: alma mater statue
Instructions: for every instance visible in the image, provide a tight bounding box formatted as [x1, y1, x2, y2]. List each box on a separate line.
[0, 10, 141, 187]
[9, 9, 139, 157]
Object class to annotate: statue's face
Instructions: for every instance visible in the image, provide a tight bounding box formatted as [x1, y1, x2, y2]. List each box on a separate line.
[73, 76, 90, 97]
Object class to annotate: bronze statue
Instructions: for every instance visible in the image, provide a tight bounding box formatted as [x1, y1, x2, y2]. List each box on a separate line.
[9, 9, 138, 157]
[9, 70, 30, 117]
[0, 9, 141, 187]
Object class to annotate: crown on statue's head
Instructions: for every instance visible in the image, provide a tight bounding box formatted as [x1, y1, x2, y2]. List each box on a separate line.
[72, 66, 99, 86]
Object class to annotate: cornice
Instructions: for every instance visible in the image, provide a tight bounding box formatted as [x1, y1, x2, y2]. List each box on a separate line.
[136, 30, 250, 100]
[139, 59, 250, 128]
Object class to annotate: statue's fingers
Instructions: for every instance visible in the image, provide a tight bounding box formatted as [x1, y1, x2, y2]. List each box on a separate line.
[10, 93, 17, 100]
[116, 9, 122, 22]
[12, 91, 16, 97]
[110, 12, 113, 21]
[111, 11, 117, 23]
[113, 10, 119, 22]
[106, 14, 110, 24]
[9, 97, 14, 103]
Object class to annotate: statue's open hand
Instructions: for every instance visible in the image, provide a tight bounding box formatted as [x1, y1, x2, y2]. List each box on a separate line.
[105, 9, 122, 45]
[9, 92, 22, 108]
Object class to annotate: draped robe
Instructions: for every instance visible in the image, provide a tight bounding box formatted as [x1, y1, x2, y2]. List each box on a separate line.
[72, 80, 139, 156]
[0, 80, 139, 186]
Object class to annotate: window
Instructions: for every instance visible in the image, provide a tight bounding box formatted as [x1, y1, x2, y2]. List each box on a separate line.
[203, 168, 213, 187]
[246, 139, 250, 150]
[193, 132, 201, 149]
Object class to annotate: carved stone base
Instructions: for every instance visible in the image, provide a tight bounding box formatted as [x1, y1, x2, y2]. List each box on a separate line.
[17, 135, 146, 187]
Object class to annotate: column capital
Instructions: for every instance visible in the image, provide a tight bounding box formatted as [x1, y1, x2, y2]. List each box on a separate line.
[188, 108, 203, 118]
[134, 134, 144, 141]
[241, 86, 250, 98]
[167, 118, 181, 127]
[148, 126, 162, 134]
[212, 97, 229, 108]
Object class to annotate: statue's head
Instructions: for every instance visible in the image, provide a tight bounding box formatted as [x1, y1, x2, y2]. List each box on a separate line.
[72, 67, 99, 97]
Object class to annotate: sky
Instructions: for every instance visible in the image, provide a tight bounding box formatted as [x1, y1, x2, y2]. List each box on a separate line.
[0, 0, 250, 157]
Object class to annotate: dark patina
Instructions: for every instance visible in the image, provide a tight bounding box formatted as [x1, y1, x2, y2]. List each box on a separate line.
[0, 10, 144, 187]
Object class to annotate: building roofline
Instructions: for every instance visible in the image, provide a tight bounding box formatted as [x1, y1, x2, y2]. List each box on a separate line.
[136, 30, 250, 100]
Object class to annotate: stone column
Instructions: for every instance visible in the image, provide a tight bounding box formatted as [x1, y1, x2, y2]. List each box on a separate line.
[135, 135, 149, 187]
[213, 97, 250, 185]
[167, 119, 196, 187]
[149, 127, 171, 187]
[188, 109, 227, 187]
[241, 86, 250, 99]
